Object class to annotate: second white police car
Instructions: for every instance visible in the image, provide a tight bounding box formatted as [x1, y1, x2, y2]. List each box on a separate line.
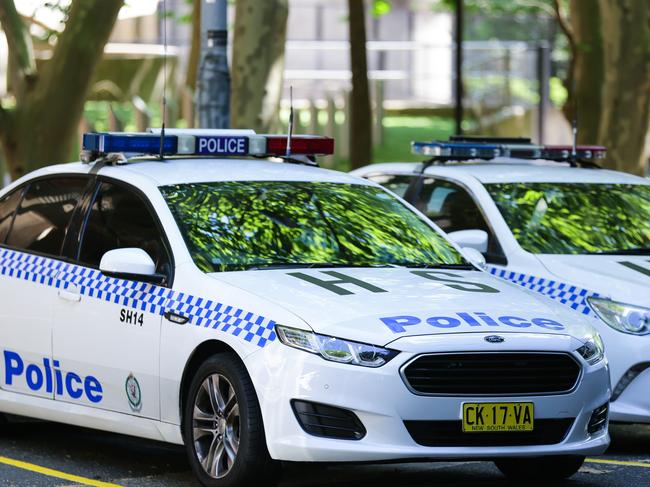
[352, 136, 650, 425]
[0, 130, 609, 486]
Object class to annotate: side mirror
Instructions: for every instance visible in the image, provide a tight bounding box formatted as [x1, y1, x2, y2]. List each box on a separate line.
[461, 247, 487, 270]
[447, 229, 488, 254]
[99, 248, 165, 284]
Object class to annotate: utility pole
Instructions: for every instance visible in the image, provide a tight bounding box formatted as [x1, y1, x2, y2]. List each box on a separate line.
[454, 0, 463, 135]
[197, 0, 230, 128]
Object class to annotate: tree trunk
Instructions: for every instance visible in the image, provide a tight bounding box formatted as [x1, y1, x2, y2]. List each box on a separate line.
[186, 0, 201, 91]
[230, 0, 288, 132]
[0, 0, 123, 179]
[348, 0, 372, 168]
[596, 0, 650, 175]
[567, 0, 604, 145]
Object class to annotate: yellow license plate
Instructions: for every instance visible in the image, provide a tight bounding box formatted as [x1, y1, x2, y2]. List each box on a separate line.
[462, 402, 534, 433]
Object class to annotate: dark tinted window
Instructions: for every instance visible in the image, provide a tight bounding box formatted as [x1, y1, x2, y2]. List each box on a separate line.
[7, 178, 88, 256]
[160, 181, 465, 273]
[418, 178, 488, 233]
[365, 174, 415, 198]
[0, 189, 23, 244]
[79, 182, 171, 276]
[417, 178, 505, 262]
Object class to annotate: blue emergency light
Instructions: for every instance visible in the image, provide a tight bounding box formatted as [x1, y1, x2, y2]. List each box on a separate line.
[81, 129, 334, 163]
[411, 136, 606, 163]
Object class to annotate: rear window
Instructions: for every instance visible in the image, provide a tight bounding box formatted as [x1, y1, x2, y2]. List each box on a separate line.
[6, 178, 88, 257]
[0, 189, 23, 244]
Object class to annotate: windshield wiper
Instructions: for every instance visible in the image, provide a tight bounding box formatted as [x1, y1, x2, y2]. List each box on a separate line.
[401, 263, 477, 270]
[246, 263, 397, 271]
[585, 248, 650, 256]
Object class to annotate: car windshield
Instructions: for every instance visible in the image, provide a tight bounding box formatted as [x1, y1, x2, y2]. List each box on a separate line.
[160, 181, 466, 272]
[486, 182, 650, 255]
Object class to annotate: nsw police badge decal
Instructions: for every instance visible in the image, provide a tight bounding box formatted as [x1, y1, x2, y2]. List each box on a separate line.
[125, 373, 142, 412]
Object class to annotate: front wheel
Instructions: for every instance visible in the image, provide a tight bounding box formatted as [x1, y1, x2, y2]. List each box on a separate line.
[495, 455, 585, 482]
[183, 353, 280, 487]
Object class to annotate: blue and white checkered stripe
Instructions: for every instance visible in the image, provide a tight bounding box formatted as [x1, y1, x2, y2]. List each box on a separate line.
[165, 295, 277, 348]
[487, 265, 599, 316]
[0, 248, 276, 348]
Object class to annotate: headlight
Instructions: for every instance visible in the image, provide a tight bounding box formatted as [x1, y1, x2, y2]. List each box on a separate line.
[276, 325, 399, 367]
[576, 332, 605, 365]
[588, 297, 650, 335]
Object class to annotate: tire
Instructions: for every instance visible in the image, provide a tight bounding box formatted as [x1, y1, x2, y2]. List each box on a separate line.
[183, 353, 280, 487]
[495, 455, 585, 482]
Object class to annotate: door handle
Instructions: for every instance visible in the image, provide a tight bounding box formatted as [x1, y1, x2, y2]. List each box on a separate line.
[58, 287, 81, 302]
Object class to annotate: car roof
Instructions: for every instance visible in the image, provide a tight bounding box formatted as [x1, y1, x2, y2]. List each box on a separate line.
[355, 159, 650, 185]
[11, 158, 373, 189]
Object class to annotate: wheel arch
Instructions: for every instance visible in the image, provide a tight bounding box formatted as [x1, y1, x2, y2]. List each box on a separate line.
[179, 339, 242, 440]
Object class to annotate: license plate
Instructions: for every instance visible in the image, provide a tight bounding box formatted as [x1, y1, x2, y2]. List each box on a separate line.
[462, 402, 534, 433]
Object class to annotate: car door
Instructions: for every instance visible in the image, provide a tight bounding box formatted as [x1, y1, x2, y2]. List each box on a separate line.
[52, 179, 173, 418]
[0, 176, 91, 399]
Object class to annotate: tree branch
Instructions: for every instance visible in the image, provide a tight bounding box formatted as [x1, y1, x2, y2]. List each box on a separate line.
[0, 105, 6, 133]
[19, 14, 57, 34]
[553, 0, 575, 50]
[0, 0, 37, 99]
[0, 0, 36, 99]
[32, 0, 123, 127]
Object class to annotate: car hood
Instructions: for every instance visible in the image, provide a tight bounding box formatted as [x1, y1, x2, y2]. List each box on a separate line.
[536, 254, 650, 306]
[210, 267, 594, 346]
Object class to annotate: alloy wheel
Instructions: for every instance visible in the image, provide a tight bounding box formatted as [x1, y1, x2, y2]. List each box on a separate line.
[192, 373, 240, 478]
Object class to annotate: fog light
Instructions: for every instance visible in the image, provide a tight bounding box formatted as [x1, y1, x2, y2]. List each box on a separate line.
[292, 400, 366, 440]
[587, 403, 609, 434]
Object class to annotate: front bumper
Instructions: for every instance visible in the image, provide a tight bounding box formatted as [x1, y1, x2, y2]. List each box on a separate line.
[594, 318, 650, 423]
[245, 332, 611, 462]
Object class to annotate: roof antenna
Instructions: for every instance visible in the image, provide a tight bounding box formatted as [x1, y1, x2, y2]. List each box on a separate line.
[286, 86, 293, 157]
[570, 75, 578, 167]
[159, 0, 168, 160]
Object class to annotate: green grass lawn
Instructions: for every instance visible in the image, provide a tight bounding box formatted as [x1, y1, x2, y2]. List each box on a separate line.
[375, 115, 454, 163]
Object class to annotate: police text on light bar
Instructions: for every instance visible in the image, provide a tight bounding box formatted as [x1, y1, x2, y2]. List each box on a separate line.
[81, 130, 334, 161]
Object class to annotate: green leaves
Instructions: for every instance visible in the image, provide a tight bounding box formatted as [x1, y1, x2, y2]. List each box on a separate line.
[372, 0, 391, 17]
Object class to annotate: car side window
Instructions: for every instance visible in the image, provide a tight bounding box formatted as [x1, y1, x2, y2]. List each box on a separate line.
[418, 178, 488, 233]
[6, 178, 88, 256]
[0, 189, 24, 244]
[364, 174, 416, 198]
[417, 178, 506, 263]
[78, 182, 171, 279]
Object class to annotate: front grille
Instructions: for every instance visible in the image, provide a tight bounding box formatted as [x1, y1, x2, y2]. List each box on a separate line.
[404, 418, 574, 447]
[291, 400, 366, 440]
[402, 353, 581, 395]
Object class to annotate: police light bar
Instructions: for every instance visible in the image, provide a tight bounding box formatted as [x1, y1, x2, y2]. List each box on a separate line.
[542, 145, 607, 161]
[81, 131, 334, 162]
[411, 137, 606, 163]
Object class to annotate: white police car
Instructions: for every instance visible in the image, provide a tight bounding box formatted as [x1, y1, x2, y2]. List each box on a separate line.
[352, 136, 650, 426]
[0, 131, 610, 486]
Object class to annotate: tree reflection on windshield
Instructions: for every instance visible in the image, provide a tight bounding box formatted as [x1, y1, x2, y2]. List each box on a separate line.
[161, 181, 464, 272]
[487, 183, 650, 254]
